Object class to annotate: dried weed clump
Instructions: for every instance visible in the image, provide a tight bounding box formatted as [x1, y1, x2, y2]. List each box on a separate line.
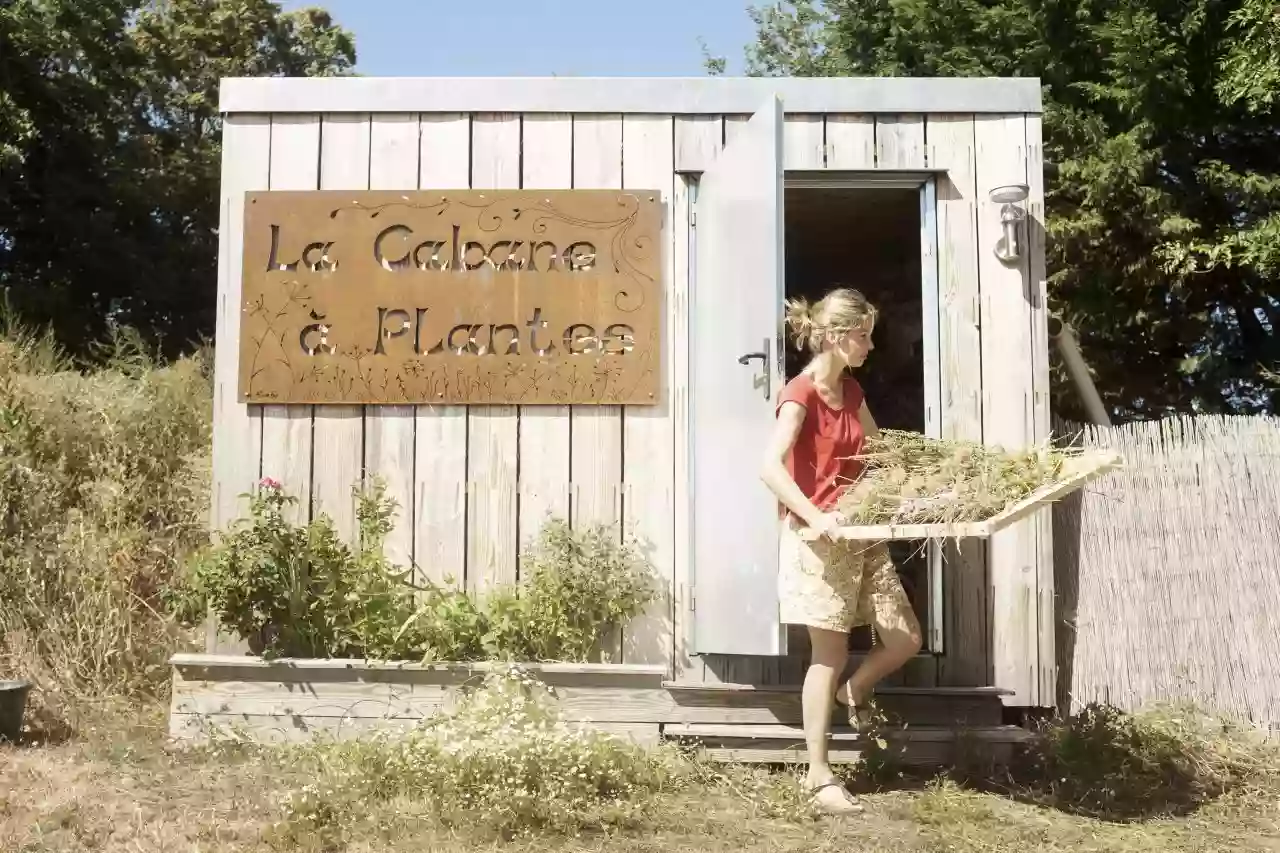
[263, 665, 693, 843]
[1008, 702, 1279, 820]
[0, 324, 211, 736]
[837, 429, 1080, 525]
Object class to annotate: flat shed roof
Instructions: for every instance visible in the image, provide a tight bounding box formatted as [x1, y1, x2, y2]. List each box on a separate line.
[219, 76, 1043, 116]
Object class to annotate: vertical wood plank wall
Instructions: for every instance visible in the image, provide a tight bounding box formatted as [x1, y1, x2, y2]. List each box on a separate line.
[467, 114, 522, 595]
[366, 114, 420, 567]
[1025, 115, 1055, 706]
[313, 114, 371, 542]
[414, 115, 470, 586]
[214, 107, 1050, 701]
[259, 115, 320, 527]
[931, 116, 990, 689]
[571, 115, 626, 661]
[976, 115, 1042, 706]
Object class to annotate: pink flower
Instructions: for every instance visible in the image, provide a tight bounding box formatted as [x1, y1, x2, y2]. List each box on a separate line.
[259, 477, 282, 490]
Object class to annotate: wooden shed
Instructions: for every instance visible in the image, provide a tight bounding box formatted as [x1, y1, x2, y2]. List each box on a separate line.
[180, 76, 1054, 757]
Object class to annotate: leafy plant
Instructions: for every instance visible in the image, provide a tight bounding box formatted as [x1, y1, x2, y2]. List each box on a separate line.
[169, 478, 418, 660]
[483, 519, 657, 662]
[170, 483, 657, 664]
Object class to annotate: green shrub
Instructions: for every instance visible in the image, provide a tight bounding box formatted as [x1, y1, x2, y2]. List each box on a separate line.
[483, 518, 656, 662]
[169, 482, 657, 663]
[169, 479, 423, 659]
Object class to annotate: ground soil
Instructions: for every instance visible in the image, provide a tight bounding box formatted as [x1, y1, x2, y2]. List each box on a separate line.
[4, 706, 1279, 853]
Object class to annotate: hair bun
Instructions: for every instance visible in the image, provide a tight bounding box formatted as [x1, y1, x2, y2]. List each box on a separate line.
[784, 297, 815, 351]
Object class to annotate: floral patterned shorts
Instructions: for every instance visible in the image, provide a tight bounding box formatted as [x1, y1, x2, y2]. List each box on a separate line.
[777, 516, 920, 635]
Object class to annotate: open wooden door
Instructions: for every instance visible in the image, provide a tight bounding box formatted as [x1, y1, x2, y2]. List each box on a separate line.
[689, 96, 786, 657]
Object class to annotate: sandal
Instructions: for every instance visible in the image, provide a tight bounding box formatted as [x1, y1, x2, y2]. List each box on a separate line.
[809, 780, 864, 815]
[834, 689, 878, 731]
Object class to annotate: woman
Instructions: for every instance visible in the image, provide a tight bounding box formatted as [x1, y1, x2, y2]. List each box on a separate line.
[759, 286, 923, 815]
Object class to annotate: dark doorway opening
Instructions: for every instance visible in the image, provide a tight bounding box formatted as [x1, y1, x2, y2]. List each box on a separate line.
[783, 185, 932, 657]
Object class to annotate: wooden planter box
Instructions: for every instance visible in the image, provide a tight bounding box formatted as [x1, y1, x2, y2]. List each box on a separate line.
[168, 654, 1034, 765]
[167, 653, 669, 745]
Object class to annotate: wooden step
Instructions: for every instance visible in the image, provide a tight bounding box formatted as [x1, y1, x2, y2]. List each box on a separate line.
[662, 722, 1033, 766]
[662, 682, 1010, 727]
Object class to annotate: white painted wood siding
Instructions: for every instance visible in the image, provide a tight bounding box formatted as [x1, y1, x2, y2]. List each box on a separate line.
[929, 114, 991, 690]
[976, 114, 1042, 706]
[414, 114, 470, 588]
[313, 114, 371, 542]
[211, 103, 1050, 699]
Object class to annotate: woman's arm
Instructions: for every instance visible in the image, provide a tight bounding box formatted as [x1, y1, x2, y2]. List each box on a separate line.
[760, 401, 833, 530]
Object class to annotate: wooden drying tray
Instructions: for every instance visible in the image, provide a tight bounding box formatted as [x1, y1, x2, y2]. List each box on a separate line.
[797, 450, 1123, 542]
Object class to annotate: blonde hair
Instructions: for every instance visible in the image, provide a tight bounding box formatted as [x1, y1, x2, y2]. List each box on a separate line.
[784, 287, 877, 353]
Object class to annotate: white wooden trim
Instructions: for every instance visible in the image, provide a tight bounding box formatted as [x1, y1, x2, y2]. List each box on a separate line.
[220, 76, 1043, 116]
[672, 118, 726, 677]
[919, 176, 945, 654]
[783, 170, 942, 187]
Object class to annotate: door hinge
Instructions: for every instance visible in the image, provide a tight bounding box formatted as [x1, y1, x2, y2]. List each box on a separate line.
[690, 204, 696, 228]
[689, 592, 696, 612]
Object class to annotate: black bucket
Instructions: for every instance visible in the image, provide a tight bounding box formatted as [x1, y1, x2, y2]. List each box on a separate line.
[0, 679, 31, 743]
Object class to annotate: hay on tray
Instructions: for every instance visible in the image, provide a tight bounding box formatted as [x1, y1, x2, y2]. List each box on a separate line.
[834, 429, 1083, 526]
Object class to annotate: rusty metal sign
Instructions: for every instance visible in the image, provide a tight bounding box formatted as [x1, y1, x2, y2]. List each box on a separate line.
[238, 189, 664, 405]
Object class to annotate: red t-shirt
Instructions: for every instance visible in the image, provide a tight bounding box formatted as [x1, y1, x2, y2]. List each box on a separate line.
[776, 373, 867, 514]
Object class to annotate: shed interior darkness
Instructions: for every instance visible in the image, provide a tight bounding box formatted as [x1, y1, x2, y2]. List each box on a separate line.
[782, 185, 932, 655]
[783, 186, 924, 433]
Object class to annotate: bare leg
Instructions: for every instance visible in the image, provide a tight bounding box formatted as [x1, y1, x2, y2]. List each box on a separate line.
[803, 626, 849, 788]
[845, 608, 923, 707]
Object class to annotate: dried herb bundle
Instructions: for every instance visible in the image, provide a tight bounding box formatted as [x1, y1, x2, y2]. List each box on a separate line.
[836, 429, 1078, 525]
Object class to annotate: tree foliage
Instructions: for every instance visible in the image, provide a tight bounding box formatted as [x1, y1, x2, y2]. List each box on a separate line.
[735, 0, 1279, 419]
[0, 0, 355, 358]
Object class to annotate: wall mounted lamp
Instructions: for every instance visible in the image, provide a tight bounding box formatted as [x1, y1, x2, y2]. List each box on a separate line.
[989, 183, 1030, 263]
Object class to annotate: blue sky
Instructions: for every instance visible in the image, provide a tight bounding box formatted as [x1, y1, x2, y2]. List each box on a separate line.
[281, 0, 757, 76]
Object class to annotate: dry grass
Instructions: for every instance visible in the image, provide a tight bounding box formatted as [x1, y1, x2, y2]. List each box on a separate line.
[838, 429, 1080, 525]
[0, 324, 211, 737]
[3, 699, 1278, 853]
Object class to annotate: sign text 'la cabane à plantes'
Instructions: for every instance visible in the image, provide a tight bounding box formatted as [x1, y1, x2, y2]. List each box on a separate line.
[238, 190, 663, 405]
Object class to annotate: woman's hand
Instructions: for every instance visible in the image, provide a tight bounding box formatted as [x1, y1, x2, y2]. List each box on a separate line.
[806, 510, 848, 542]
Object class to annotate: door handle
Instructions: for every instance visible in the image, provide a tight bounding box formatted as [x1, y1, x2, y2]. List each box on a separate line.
[737, 338, 771, 399]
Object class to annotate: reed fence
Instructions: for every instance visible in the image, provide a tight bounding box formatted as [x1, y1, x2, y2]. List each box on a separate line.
[1053, 414, 1280, 730]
